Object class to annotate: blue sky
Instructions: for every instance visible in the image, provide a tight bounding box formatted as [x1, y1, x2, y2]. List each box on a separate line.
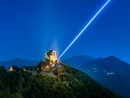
[0, 0, 130, 63]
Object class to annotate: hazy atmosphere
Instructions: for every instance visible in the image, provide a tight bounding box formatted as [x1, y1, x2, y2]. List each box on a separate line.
[0, 0, 130, 63]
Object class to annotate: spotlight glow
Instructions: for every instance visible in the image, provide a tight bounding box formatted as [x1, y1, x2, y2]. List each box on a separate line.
[58, 0, 111, 59]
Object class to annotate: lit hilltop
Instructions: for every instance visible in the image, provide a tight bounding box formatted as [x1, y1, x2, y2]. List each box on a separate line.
[9, 50, 63, 76]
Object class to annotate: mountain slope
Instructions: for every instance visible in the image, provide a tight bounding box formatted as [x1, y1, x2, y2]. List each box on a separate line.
[64, 55, 130, 98]
[0, 64, 121, 98]
[85, 56, 130, 98]
[86, 56, 130, 71]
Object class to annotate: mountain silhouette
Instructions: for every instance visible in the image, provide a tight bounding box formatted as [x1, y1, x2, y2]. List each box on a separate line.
[63, 55, 95, 68]
[0, 58, 39, 68]
[64, 55, 130, 98]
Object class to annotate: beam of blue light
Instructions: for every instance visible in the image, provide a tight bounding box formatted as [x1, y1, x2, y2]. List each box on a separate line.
[58, 0, 111, 59]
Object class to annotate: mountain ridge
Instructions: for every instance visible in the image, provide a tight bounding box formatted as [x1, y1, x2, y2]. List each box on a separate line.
[64, 55, 130, 98]
[0, 58, 39, 68]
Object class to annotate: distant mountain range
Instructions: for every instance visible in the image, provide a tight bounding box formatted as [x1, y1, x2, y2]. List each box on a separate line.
[0, 58, 39, 68]
[63, 55, 95, 68]
[63, 55, 130, 98]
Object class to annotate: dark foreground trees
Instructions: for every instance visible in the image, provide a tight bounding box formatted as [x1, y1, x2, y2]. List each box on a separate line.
[0, 65, 121, 98]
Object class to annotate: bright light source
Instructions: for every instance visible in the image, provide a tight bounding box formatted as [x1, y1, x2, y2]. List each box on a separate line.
[46, 65, 49, 68]
[58, 0, 111, 59]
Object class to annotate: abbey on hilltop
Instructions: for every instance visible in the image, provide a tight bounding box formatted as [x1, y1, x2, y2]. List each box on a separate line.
[8, 50, 63, 76]
[36, 50, 63, 76]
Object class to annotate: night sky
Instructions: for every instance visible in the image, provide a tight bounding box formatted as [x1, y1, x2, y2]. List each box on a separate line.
[0, 0, 130, 63]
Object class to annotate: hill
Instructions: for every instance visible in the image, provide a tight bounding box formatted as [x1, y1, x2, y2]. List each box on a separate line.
[0, 63, 121, 98]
